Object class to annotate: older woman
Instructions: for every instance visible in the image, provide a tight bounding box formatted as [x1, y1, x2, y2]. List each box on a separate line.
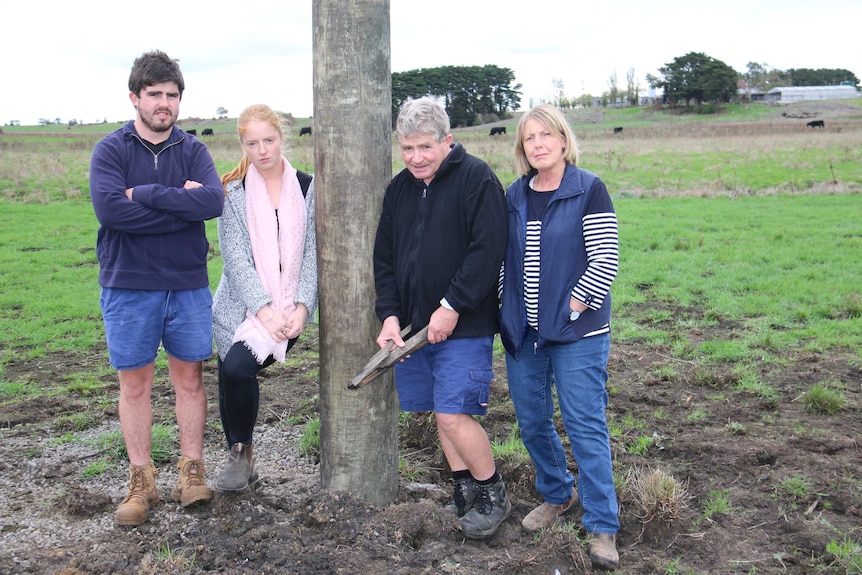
[498, 104, 621, 569]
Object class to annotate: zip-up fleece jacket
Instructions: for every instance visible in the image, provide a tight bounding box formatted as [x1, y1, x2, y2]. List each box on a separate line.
[90, 122, 224, 290]
[499, 164, 619, 360]
[374, 143, 508, 339]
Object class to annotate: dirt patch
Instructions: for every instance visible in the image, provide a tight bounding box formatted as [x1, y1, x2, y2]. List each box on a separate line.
[1, 321, 860, 575]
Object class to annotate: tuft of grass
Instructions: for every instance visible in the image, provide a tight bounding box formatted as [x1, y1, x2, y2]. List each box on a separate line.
[137, 541, 198, 574]
[491, 422, 530, 460]
[54, 411, 101, 432]
[725, 421, 747, 435]
[299, 417, 320, 458]
[686, 408, 708, 422]
[81, 458, 112, 478]
[625, 467, 690, 527]
[703, 489, 731, 519]
[0, 380, 31, 397]
[826, 536, 862, 574]
[803, 382, 846, 414]
[93, 424, 176, 465]
[777, 475, 813, 503]
[627, 434, 654, 456]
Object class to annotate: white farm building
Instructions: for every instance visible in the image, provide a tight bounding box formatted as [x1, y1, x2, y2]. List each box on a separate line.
[766, 85, 859, 102]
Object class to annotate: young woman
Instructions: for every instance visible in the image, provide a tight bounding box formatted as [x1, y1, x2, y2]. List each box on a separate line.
[212, 104, 317, 491]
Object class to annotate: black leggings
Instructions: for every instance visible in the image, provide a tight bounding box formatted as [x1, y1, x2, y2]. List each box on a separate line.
[217, 339, 296, 449]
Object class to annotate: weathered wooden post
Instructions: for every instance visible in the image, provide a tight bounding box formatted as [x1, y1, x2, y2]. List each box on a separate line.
[312, 0, 398, 505]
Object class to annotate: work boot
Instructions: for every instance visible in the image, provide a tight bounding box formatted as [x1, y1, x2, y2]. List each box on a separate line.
[589, 533, 620, 570]
[216, 443, 259, 492]
[458, 476, 512, 539]
[521, 492, 578, 533]
[171, 456, 214, 507]
[115, 461, 159, 526]
[443, 475, 477, 517]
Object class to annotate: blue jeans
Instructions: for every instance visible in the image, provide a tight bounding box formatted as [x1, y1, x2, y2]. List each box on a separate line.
[506, 330, 619, 534]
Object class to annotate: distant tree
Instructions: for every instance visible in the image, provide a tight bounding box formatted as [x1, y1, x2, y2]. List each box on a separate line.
[786, 68, 860, 87]
[391, 65, 521, 127]
[607, 71, 619, 107]
[216, 107, 228, 118]
[741, 62, 788, 93]
[647, 52, 738, 108]
[626, 67, 639, 106]
[551, 78, 567, 109]
[576, 93, 594, 108]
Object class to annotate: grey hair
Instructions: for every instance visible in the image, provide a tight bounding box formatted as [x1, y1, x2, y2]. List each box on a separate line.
[395, 97, 450, 142]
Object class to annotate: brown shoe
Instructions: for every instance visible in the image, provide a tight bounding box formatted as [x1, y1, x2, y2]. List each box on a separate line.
[171, 456, 214, 507]
[589, 533, 619, 570]
[115, 461, 159, 526]
[521, 493, 578, 533]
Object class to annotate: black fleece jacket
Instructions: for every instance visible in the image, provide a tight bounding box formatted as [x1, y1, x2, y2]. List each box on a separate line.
[374, 143, 508, 339]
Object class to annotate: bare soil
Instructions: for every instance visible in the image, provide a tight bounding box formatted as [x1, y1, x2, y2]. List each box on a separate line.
[1, 316, 860, 575]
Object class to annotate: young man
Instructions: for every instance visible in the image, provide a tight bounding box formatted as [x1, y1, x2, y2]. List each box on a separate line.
[373, 97, 510, 539]
[89, 50, 224, 526]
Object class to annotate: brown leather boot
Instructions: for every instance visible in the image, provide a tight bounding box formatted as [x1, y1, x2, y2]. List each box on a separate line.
[171, 456, 214, 507]
[115, 461, 159, 526]
[521, 492, 578, 533]
[589, 533, 620, 570]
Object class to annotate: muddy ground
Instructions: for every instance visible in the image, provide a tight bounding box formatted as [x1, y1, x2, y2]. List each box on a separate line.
[1, 316, 860, 575]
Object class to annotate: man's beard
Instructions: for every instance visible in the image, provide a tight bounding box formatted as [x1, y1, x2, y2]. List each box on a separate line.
[140, 108, 175, 133]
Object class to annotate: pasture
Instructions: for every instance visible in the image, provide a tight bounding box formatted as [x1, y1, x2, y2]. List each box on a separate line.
[0, 100, 861, 575]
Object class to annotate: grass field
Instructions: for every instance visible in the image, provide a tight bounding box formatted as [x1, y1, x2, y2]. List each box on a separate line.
[1, 100, 861, 575]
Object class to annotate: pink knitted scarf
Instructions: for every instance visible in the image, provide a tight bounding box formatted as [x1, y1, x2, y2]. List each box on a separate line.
[231, 156, 306, 363]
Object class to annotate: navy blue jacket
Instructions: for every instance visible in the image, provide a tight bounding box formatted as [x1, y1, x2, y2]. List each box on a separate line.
[90, 122, 224, 290]
[499, 164, 619, 359]
[374, 143, 507, 339]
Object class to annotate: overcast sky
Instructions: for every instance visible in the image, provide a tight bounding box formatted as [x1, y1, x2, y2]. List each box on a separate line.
[1, 0, 859, 126]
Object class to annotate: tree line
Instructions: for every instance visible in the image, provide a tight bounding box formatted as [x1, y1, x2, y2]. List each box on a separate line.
[646, 53, 859, 109]
[392, 65, 522, 127]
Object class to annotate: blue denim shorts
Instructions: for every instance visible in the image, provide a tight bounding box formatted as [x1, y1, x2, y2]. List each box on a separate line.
[394, 335, 494, 415]
[100, 287, 214, 371]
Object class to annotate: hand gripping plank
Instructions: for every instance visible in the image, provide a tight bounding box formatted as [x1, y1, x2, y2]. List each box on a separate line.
[348, 325, 429, 389]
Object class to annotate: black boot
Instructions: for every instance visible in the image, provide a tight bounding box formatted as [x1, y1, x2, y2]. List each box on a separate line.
[444, 475, 477, 517]
[458, 475, 511, 539]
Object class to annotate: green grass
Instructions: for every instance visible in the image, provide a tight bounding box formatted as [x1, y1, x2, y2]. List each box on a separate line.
[490, 422, 530, 466]
[299, 417, 321, 457]
[703, 489, 732, 518]
[826, 536, 862, 574]
[804, 381, 847, 414]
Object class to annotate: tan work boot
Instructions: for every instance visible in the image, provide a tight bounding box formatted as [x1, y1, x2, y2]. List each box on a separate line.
[171, 456, 214, 507]
[115, 461, 159, 526]
[521, 492, 578, 533]
[589, 533, 619, 570]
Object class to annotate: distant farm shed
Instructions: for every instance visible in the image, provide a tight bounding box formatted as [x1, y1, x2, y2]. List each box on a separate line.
[766, 85, 859, 102]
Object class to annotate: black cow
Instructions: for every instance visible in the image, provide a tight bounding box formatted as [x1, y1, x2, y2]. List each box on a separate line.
[806, 120, 825, 128]
[489, 127, 506, 136]
[186, 129, 196, 136]
[299, 126, 312, 136]
[613, 127, 624, 134]
[201, 128, 214, 136]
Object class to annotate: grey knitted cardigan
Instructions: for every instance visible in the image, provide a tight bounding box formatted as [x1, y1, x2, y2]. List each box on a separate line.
[212, 175, 318, 360]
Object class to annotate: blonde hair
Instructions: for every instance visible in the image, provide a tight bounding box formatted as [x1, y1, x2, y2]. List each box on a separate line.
[220, 104, 286, 190]
[513, 104, 579, 176]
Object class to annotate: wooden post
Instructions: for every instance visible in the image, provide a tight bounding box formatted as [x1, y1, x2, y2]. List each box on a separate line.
[312, 0, 398, 505]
